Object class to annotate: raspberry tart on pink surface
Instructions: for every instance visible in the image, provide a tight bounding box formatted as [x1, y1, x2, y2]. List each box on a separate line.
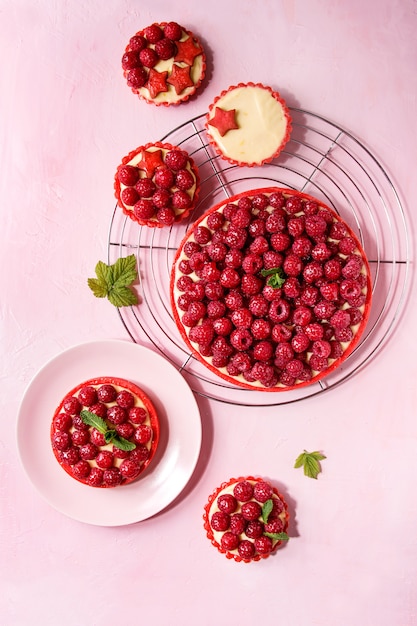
[170, 187, 372, 391]
[122, 21, 206, 106]
[114, 141, 200, 227]
[203, 476, 289, 563]
[50, 377, 160, 488]
[205, 82, 292, 167]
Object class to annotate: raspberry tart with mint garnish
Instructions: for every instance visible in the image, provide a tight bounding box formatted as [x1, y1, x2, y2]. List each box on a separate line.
[50, 377, 160, 488]
[170, 187, 372, 391]
[203, 476, 289, 563]
[205, 82, 292, 167]
[122, 21, 206, 106]
[114, 141, 200, 227]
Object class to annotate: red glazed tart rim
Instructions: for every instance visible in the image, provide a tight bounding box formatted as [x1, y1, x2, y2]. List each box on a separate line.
[203, 476, 290, 563]
[170, 187, 372, 392]
[205, 82, 292, 167]
[114, 141, 200, 228]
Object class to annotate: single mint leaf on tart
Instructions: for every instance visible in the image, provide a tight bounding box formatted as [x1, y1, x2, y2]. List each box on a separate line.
[81, 411, 137, 451]
[87, 255, 138, 307]
[80, 410, 108, 434]
[111, 434, 137, 452]
[294, 450, 326, 479]
[261, 499, 274, 523]
[264, 532, 289, 542]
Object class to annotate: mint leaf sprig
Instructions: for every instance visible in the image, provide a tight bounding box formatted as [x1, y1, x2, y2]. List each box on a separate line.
[87, 255, 138, 308]
[294, 450, 326, 479]
[80, 410, 136, 452]
[260, 266, 286, 289]
[261, 499, 289, 543]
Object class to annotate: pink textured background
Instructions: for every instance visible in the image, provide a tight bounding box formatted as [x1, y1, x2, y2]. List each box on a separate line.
[2, 1, 417, 624]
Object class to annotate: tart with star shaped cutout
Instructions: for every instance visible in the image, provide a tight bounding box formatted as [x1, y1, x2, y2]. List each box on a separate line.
[114, 141, 200, 227]
[50, 377, 160, 488]
[122, 21, 206, 106]
[205, 82, 292, 167]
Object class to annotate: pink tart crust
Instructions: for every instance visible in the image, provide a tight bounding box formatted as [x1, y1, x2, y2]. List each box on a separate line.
[205, 82, 292, 167]
[114, 141, 200, 228]
[122, 21, 206, 106]
[203, 476, 290, 563]
[170, 187, 372, 391]
[50, 376, 160, 488]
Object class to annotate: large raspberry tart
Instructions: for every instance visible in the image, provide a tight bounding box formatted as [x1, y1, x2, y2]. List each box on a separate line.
[170, 187, 372, 391]
[122, 21, 206, 106]
[114, 141, 200, 227]
[205, 83, 292, 167]
[50, 377, 160, 488]
[203, 476, 289, 563]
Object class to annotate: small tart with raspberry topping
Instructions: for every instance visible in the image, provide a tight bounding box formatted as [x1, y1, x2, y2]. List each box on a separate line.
[50, 377, 160, 488]
[114, 142, 200, 227]
[203, 476, 289, 563]
[205, 83, 292, 166]
[170, 187, 372, 391]
[122, 21, 206, 106]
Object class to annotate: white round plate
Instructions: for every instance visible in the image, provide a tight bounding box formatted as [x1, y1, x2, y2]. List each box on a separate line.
[17, 339, 202, 526]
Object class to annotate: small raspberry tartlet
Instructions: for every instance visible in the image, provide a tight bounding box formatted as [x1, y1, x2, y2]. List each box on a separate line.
[170, 187, 372, 391]
[114, 141, 200, 227]
[122, 21, 206, 106]
[205, 82, 292, 167]
[203, 476, 290, 563]
[50, 377, 160, 488]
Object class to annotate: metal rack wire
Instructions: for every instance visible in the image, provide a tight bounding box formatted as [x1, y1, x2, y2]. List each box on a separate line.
[108, 108, 410, 406]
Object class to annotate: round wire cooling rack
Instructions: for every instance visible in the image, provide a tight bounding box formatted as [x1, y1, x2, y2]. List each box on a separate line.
[108, 108, 411, 406]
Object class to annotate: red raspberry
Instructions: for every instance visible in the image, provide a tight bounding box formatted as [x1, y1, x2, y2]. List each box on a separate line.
[334, 326, 354, 342]
[248, 218, 266, 238]
[309, 354, 328, 371]
[229, 352, 252, 373]
[139, 47, 159, 68]
[53, 412, 72, 432]
[211, 511, 230, 532]
[175, 168, 195, 191]
[330, 309, 351, 329]
[348, 307, 363, 326]
[292, 236, 312, 258]
[253, 341, 274, 362]
[144, 23, 163, 42]
[186, 282, 205, 300]
[134, 199, 155, 220]
[126, 67, 148, 89]
[73, 460, 90, 480]
[171, 190, 191, 211]
[283, 253, 303, 276]
[116, 422, 135, 439]
[241, 501, 262, 521]
[135, 177, 155, 197]
[225, 290, 244, 310]
[248, 294, 269, 317]
[342, 255, 363, 279]
[204, 281, 224, 301]
[266, 212, 286, 233]
[217, 494, 238, 514]
[187, 301, 206, 322]
[330, 340, 343, 358]
[207, 211, 225, 230]
[305, 215, 328, 237]
[87, 467, 104, 487]
[320, 281, 339, 302]
[116, 390, 135, 409]
[231, 206, 252, 228]
[274, 342, 294, 367]
[230, 513, 247, 535]
[121, 187, 140, 206]
[314, 300, 336, 320]
[129, 407, 147, 424]
[233, 480, 254, 502]
[90, 428, 106, 446]
[211, 336, 233, 357]
[130, 445, 149, 464]
[221, 532, 239, 551]
[338, 237, 357, 255]
[251, 319, 271, 340]
[107, 405, 127, 425]
[103, 468, 122, 487]
[251, 362, 277, 386]
[238, 540, 256, 560]
[252, 193, 270, 210]
[63, 396, 81, 415]
[285, 358, 304, 378]
[71, 429, 90, 446]
[305, 322, 324, 341]
[220, 268, 240, 289]
[282, 277, 300, 299]
[52, 432, 71, 451]
[253, 481, 273, 502]
[241, 274, 262, 296]
[154, 37, 176, 60]
[285, 195, 303, 214]
[242, 253, 263, 274]
[200, 262, 221, 283]
[97, 384, 117, 403]
[224, 248, 243, 268]
[119, 459, 141, 479]
[118, 165, 140, 186]
[292, 305, 312, 326]
[163, 21, 183, 41]
[207, 242, 227, 262]
[269, 191, 285, 208]
[165, 149, 188, 171]
[129, 34, 147, 51]
[312, 339, 331, 359]
[224, 225, 247, 249]
[291, 332, 310, 353]
[300, 285, 319, 306]
[154, 166, 175, 189]
[207, 301, 226, 319]
[271, 324, 292, 343]
[245, 520, 264, 538]
[79, 443, 98, 461]
[72, 414, 89, 431]
[312, 242, 332, 261]
[303, 261, 323, 283]
[96, 450, 114, 469]
[250, 235, 269, 255]
[287, 216, 305, 237]
[268, 299, 291, 323]
[122, 50, 141, 70]
[78, 386, 97, 407]
[254, 536, 273, 555]
[270, 232, 291, 252]
[194, 226, 212, 244]
[230, 308, 252, 328]
[324, 258, 342, 280]
[264, 518, 284, 534]
[188, 251, 209, 272]
[153, 190, 171, 210]
[212, 317, 233, 336]
[330, 221, 348, 240]
[262, 284, 283, 302]
[113, 444, 129, 460]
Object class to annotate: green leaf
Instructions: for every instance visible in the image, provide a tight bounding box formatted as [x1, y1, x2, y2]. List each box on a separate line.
[260, 266, 286, 289]
[104, 429, 117, 444]
[264, 531, 289, 542]
[294, 449, 326, 479]
[88, 255, 138, 308]
[80, 410, 108, 434]
[261, 499, 274, 524]
[111, 435, 136, 452]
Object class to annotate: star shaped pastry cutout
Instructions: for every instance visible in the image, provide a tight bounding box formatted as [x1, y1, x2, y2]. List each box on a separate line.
[146, 68, 168, 99]
[174, 36, 202, 66]
[137, 149, 164, 178]
[167, 64, 194, 95]
[208, 107, 239, 137]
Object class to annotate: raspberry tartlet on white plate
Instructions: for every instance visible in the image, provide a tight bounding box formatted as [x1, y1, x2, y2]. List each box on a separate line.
[114, 141, 200, 227]
[50, 377, 160, 488]
[205, 82, 292, 167]
[203, 476, 289, 563]
[122, 21, 206, 106]
[170, 187, 372, 391]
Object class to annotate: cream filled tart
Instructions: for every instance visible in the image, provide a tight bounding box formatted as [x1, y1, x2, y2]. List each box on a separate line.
[170, 187, 372, 391]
